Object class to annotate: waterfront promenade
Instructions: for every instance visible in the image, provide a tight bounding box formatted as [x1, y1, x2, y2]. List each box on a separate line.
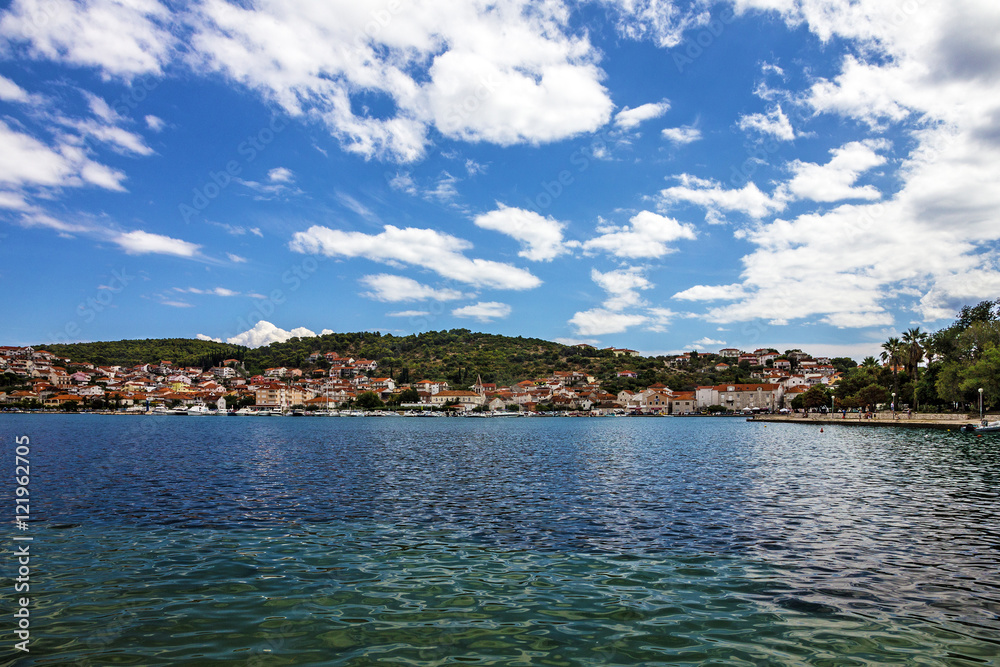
[751, 412, 997, 431]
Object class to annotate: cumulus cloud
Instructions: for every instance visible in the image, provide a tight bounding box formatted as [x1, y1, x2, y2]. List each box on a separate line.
[359, 274, 466, 302]
[267, 167, 294, 183]
[289, 224, 541, 290]
[782, 140, 888, 202]
[583, 210, 697, 258]
[451, 301, 512, 322]
[737, 105, 796, 141]
[568, 266, 676, 336]
[660, 175, 786, 219]
[591, 266, 652, 310]
[0, 0, 176, 77]
[661, 126, 701, 145]
[114, 230, 200, 257]
[473, 204, 573, 261]
[185, 0, 613, 162]
[614, 99, 670, 129]
[569, 308, 649, 336]
[222, 320, 320, 348]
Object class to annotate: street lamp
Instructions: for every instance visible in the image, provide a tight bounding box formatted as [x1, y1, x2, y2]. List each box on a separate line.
[891, 392, 896, 417]
[979, 387, 984, 422]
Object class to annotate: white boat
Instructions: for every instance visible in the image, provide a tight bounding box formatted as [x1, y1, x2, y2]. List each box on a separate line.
[187, 405, 211, 416]
[234, 407, 256, 416]
[963, 420, 1000, 433]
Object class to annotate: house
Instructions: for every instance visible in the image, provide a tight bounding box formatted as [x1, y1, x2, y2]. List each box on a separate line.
[773, 359, 792, 370]
[642, 392, 672, 412]
[719, 348, 741, 358]
[669, 391, 696, 414]
[413, 380, 449, 395]
[253, 383, 306, 410]
[616, 370, 638, 378]
[428, 390, 485, 410]
[697, 384, 780, 411]
[606, 348, 638, 357]
[714, 362, 730, 371]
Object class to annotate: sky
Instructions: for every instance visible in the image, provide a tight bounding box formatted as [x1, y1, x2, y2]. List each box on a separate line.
[2, 0, 999, 359]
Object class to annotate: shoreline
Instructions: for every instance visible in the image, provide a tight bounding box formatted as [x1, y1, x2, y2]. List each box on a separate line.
[749, 413, 996, 431]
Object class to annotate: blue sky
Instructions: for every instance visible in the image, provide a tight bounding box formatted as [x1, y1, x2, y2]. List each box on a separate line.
[2, 0, 999, 358]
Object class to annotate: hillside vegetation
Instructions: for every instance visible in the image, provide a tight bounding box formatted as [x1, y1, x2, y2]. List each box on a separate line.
[36, 329, 746, 389]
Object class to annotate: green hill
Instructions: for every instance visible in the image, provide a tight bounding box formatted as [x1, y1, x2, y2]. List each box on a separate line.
[35, 329, 702, 388]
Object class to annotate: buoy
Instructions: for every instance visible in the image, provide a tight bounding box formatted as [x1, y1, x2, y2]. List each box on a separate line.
[820, 428, 824, 433]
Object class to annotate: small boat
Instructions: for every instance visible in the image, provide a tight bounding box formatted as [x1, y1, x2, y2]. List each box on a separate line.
[235, 407, 256, 416]
[962, 420, 1000, 433]
[187, 405, 211, 416]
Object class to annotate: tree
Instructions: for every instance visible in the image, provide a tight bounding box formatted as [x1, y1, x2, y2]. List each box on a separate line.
[958, 344, 1000, 411]
[854, 383, 888, 409]
[397, 387, 420, 404]
[355, 391, 384, 410]
[800, 385, 830, 410]
[880, 337, 903, 396]
[901, 327, 928, 408]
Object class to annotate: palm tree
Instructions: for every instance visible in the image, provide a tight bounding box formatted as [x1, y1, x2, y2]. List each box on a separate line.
[901, 327, 928, 409]
[861, 356, 879, 369]
[880, 336, 902, 397]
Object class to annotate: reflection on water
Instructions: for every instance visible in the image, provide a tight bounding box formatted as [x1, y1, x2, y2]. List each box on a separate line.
[1, 415, 998, 666]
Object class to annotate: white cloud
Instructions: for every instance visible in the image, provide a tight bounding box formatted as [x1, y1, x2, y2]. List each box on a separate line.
[387, 310, 431, 317]
[554, 337, 600, 346]
[0, 74, 34, 103]
[187, 0, 613, 162]
[660, 175, 786, 219]
[668, 0, 1000, 331]
[661, 126, 701, 145]
[267, 167, 294, 183]
[0, 119, 126, 191]
[451, 301, 512, 322]
[569, 308, 648, 336]
[359, 274, 465, 302]
[114, 230, 200, 257]
[782, 140, 887, 202]
[289, 224, 541, 290]
[0, 0, 176, 77]
[145, 115, 166, 132]
[227, 253, 247, 263]
[737, 105, 796, 141]
[224, 320, 319, 348]
[0, 190, 29, 210]
[693, 337, 727, 347]
[473, 204, 572, 261]
[176, 286, 241, 297]
[602, 0, 710, 48]
[614, 99, 670, 129]
[196, 333, 222, 342]
[673, 283, 748, 301]
[335, 191, 377, 220]
[591, 266, 652, 311]
[583, 210, 697, 258]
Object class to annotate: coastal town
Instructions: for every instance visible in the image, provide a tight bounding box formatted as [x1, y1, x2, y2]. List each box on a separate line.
[0, 343, 846, 415]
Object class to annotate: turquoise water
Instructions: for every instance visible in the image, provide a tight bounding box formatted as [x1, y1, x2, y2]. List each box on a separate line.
[1, 415, 998, 665]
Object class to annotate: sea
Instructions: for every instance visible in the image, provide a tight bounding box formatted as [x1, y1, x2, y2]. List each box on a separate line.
[1, 414, 998, 666]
